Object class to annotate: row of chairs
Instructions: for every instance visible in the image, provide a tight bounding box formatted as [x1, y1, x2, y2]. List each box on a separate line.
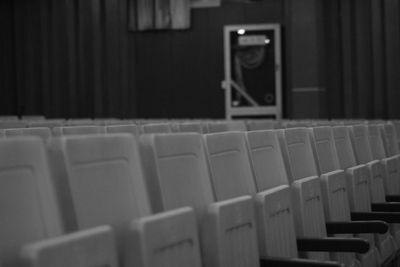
[2, 120, 400, 267]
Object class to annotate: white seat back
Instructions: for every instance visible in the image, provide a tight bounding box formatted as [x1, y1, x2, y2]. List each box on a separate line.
[49, 134, 150, 231]
[21, 226, 119, 267]
[0, 137, 63, 267]
[5, 127, 52, 142]
[204, 132, 257, 200]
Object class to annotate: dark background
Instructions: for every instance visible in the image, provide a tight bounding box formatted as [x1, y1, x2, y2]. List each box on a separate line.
[1, 0, 399, 119]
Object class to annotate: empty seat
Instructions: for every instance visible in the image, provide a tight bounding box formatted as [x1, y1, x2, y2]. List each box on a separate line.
[141, 123, 171, 134]
[0, 120, 27, 129]
[177, 122, 205, 134]
[207, 121, 246, 133]
[0, 137, 63, 266]
[5, 127, 52, 142]
[278, 128, 359, 264]
[49, 133, 202, 267]
[309, 126, 380, 266]
[246, 120, 276, 131]
[206, 131, 298, 260]
[334, 126, 396, 263]
[368, 124, 400, 196]
[127, 207, 202, 267]
[106, 124, 140, 136]
[21, 116, 46, 121]
[65, 119, 94, 126]
[53, 126, 105, 136]
[20, 226, 119, 267]
[140, 133, 260, 267]
[28, 120, 64, 129]
[205, 131, 366, 266]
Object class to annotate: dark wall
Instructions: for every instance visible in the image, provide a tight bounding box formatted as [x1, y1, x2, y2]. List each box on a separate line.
[2, 0, 400, 119]
[323, 0, 400, 119]
[1, 0, 136, 118]
[133, 1, 285, 118]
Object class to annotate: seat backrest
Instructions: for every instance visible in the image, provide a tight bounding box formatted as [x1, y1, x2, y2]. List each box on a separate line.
[53, 126, 105, 137]
[5, 127, 52, 142]
[28, 120, 64, 129]
[331, 126, 358, 169]
[0, 137, 63, 267]
[203, 132, 257, 201]
[349, 125, 374, 164]
[382, 123, 400, 156]
[246, 120, 276, 131]
[142, 123, 171, 134]
[139, 133, 259, 267]
[245, 130, 289, 191]
[21, 226, 119, 267]
[207, 121, 246, 133]
[241, 131, 299, 259]
[65, 119, 93, 126]
[106, 124, 140, 136]
[277, 128, 329, 261]
[368, 124, 387, 160]
[309, 127, 340, 174]
[128, 207, 202, 267]
[0, 120, 27, 129]
[139, 133, 214, 216]
[279, 128, 319, 180]
[178, 122, 204, 134]
[48, 134, 150, 231]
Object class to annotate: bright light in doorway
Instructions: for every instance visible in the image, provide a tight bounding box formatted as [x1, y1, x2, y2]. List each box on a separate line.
[237, 29, 246, 35]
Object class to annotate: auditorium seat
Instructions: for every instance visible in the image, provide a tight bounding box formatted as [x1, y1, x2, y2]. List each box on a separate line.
[309, 126, 381, 266]
[380, 123, 400, 159]
[207, 120, 246, 133]
[391, 121, 400, 149]
[53, 125, 105, 136]
[204, 131, 369, 266]
[20, 226, 119, 267]
[277, 128, 373, 265]
[0, 130, 4, 137]
[0, 137, 63, 266]
[48, 133, 203, 267]
[127, 207, 202, 267]
[65, 119, 94, 126]
[177, 122, 205, 133]
[106, 124, 140, 136]
[5, 127, 52, 142]
[21, 116, 46, 121]
[141, 123, 171, 134]
[367, 124, 400, 196]
[333, 126, 397, 263]
[28, 120, 64, 129]
[245, 120, 276, 131]
[0, 116, 18, 120]
[0, 120, 27, 129]
[140, 133, 262, 267]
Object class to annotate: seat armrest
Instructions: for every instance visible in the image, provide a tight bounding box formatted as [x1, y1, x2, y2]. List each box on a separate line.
[326, 221, 388, 234]
[297, 237, 369, 254]
[351, 211, 400, 223]
[371, 202, 400, 212]
[260, 256, 343, 267]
